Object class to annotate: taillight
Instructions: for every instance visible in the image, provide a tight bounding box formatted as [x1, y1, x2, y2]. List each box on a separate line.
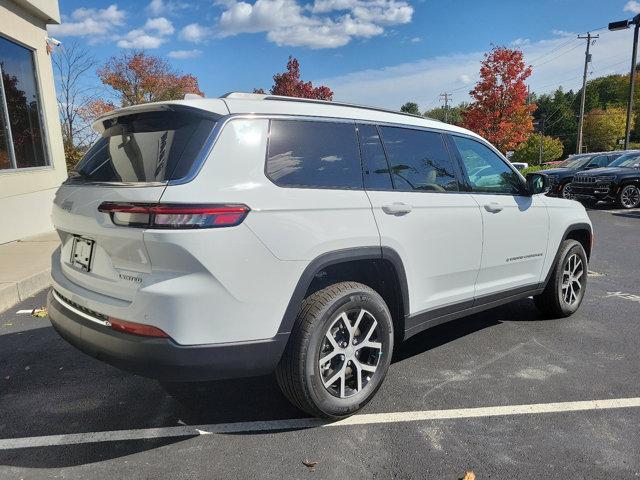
[98, 203, 250, 229]
[108, 317, 169, 338]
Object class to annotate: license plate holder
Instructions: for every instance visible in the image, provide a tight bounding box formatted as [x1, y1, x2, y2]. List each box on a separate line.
[70, 236, 95, 272]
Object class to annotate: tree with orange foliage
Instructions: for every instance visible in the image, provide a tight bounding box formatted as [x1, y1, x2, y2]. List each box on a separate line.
[462, 47, 536, 153]
[255, 57, 333, 100]
[87, 51, 204, 117]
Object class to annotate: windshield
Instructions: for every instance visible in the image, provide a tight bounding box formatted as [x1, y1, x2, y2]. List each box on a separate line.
[558, 155, 593, 169]
[608, 152, 640, 168]
[69, 109, 217, 184]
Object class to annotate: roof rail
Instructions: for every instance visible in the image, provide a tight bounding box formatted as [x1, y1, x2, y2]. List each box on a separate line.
[218, 92, 441, 122]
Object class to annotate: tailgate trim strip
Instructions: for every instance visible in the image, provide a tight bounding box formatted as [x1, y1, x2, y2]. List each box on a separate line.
[52, 290, 111, 327]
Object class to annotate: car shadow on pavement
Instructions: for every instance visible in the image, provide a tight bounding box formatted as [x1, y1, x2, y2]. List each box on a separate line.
[0, 298, 544, 468]
[612, 210, 640, 219]
[393, 297, 543, 363]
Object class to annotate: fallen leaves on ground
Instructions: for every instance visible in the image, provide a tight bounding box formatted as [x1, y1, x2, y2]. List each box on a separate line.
[461, 470, 476, 480]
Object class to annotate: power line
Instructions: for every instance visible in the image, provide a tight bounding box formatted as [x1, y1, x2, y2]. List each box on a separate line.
[532, 42, 584, 68]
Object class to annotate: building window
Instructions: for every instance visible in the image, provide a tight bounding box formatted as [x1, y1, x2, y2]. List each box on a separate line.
[0, 35, 48, 171]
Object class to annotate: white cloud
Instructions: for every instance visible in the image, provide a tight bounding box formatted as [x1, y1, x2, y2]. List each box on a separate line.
[48, 4, 125, 39]
[180, 23, 211, 43]
[147, 0, 188, 16]
[168, 49, 202, 58]
[216, 0, 413, 49]
[410, 36, 421, 43]
[117, 17, 174, 49]
[118, 30, 167, 48]
[145, 17, 175, 35]
[315, 28, 633, 110]
[511, 38, 530, 47]
[624, 0, 640, 13]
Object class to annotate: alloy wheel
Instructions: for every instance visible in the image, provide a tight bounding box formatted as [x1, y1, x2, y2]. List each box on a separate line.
[562, 182, 574, 200]
[620, 185, 640, 209]
[561, 253, 584, 306]
[318, 308, 382, 398]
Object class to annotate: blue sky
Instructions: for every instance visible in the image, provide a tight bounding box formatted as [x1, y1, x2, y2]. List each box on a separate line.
[49, 0, 637, 110]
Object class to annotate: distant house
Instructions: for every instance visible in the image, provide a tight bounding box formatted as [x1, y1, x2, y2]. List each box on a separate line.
[0, 0, 66, 244]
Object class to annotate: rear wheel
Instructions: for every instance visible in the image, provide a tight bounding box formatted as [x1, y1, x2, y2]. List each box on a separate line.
[617, 184, 640, 209]
[276, 282, 393, 419]
[534, 240, 587, 318]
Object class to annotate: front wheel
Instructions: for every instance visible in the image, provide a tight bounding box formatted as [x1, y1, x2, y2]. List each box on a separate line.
[561, 182, 574, 200]
[534, 240, 587, 318]
[617, 184, 640, 209]
[276, 282, 394, 419]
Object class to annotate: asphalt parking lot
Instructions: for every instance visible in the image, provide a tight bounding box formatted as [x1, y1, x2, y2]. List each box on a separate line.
[1, 206, 639, 479]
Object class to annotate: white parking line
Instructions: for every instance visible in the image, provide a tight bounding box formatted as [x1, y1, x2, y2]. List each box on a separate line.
[1, 397, 640, 450]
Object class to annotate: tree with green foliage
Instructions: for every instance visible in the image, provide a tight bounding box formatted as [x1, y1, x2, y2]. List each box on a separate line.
[512, 134, 563, 165]
[583, 107, 628, 151]
[400, 102, 420, 115]
[533, 88, 577, 155]
[424, 102, 468, 125]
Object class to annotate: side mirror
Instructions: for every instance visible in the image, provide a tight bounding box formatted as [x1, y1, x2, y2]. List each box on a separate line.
[525, 172, 550, 195]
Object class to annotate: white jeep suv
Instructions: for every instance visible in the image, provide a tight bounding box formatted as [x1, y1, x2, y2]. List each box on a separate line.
[48, 92, 592, 418]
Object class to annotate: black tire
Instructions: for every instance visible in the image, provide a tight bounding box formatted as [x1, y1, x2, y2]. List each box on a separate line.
[560, 182, 574, 200]
[276, 282, 394, 419]
[534, 240, 588, 318]
[617, 184, 640, 209]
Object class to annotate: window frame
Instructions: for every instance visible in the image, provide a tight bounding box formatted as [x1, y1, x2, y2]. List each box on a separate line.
[0, 33, 51, 173]
[445, 132, 528, 196]
[264, 117, 364, 191]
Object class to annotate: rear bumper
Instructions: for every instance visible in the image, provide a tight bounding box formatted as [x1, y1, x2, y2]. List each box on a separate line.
[47, 289, 288, 382]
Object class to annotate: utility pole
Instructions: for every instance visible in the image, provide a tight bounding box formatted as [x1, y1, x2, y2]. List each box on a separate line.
[534, 116, 545, 164]
[609, 14, 640, 150]
[576, 32, 598, 154]
[439, 92, 452, 123]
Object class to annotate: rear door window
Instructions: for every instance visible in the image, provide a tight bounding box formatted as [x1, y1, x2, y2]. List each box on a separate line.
[357, 123, 393, 190]
[266, 119, 362, 189]
[70, 109, 217, 184]
[378, 126, 459, 192]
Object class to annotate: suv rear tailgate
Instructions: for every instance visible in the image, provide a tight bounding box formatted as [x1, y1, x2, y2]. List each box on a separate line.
[53, 184, 166, 301]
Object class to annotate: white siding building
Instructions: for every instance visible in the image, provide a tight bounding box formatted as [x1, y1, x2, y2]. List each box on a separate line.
[0, 0, 66, 244]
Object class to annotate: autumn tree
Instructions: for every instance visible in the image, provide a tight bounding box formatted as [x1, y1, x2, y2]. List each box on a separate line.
[94, 51, 203, 109]
[258, 57, 333, 100]
[400, 102, 420, 115]
[511, 134, 563, 165]
[583, 107, 628, 151]
[462, 47, 536, 153]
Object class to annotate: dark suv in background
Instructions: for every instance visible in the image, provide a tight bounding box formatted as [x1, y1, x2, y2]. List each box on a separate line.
[545, 151, 624, 199]
[572, 151, 640, 209]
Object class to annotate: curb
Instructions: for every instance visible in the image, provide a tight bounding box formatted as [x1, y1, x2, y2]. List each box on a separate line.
[0, 270, 51, 313]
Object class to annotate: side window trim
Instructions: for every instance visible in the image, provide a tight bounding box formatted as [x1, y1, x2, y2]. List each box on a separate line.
[447, 132, 527, 196]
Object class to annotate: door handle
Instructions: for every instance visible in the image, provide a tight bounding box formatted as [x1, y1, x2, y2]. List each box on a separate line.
[382, 202, 413, 215]
[484, 201, 503, 213]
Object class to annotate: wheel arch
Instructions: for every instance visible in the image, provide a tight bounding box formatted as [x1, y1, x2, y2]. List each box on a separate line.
[563, 222, 592, 260]
[542, 222, 592, 289]
[277, 247, 409, 342]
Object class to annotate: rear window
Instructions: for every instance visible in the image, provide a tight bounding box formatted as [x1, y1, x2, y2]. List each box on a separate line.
[69, 109, 217, 184]
[266, 119, 362, 189]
